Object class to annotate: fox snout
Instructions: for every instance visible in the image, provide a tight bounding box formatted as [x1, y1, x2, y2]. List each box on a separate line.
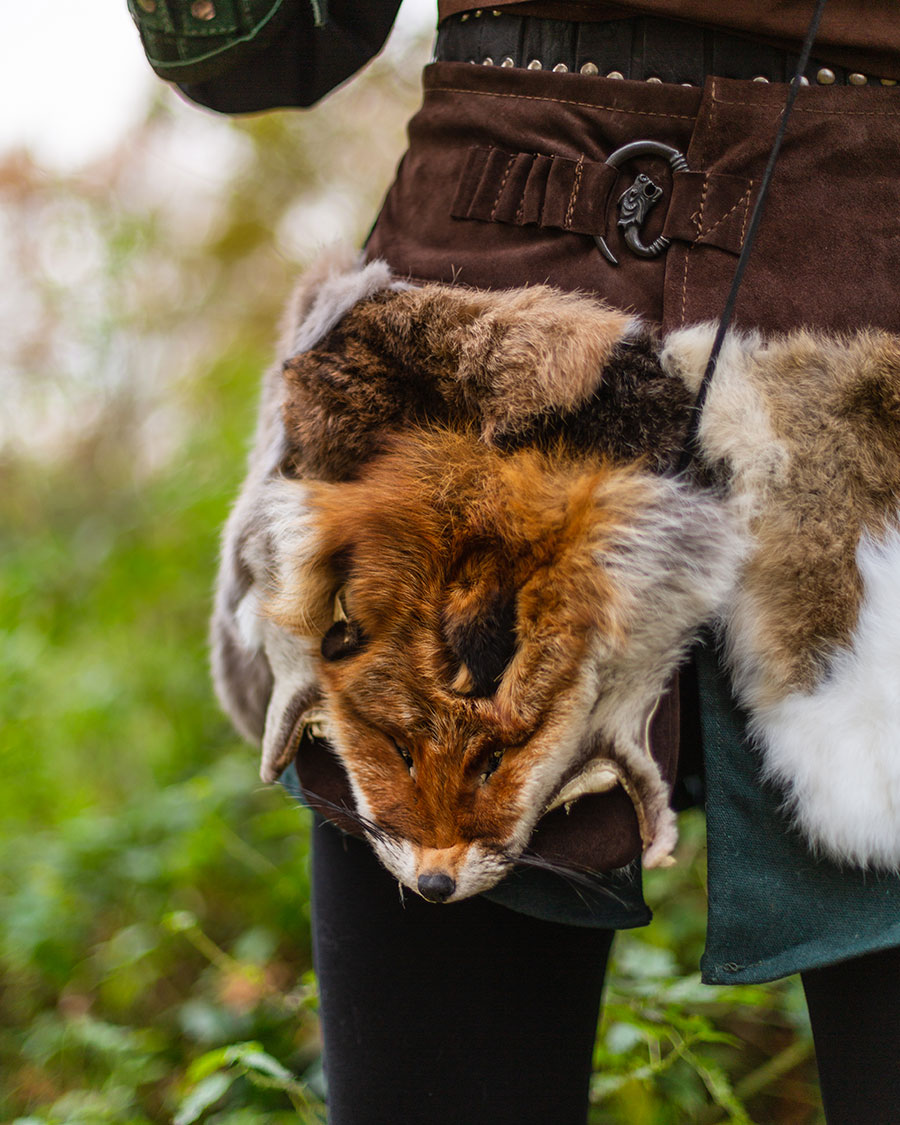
[368, 835, 514, 902]
[414, 845, 475, 903]
[417, 871, 456, 903]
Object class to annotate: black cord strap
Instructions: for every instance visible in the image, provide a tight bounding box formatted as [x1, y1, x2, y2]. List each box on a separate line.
[676, 0, 830, 473]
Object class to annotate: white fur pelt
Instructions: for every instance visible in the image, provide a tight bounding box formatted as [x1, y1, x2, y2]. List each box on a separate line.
[750, 527, 900, 868]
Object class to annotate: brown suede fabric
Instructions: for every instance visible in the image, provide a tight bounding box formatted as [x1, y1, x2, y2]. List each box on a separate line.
[368, 63, 900, 337]
[369, 64, 704, 324]
[299, 62, 900, 872]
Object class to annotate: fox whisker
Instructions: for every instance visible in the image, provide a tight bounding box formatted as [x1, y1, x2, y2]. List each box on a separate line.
[510, 849, 629, 907]
[298, 788, 389, 842]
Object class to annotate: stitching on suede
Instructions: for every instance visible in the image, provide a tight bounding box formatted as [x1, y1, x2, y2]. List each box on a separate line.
[711, 94, 900, 117]
[516, 156, 541, 225]
[490, 154, 516, 220]
[679, 244, 691, 326]
[427, 86, 697, 120]
[695, 172, 709, 237]
[697, 182, 754, 244]
[565, 155, 584, 229]
[739, 181, 754, 243]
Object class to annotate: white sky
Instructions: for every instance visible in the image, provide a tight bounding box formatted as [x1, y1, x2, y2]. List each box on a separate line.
[0, 0, 437, 171]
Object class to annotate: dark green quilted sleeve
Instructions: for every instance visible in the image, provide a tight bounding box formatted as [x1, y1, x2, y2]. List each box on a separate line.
[127, 0, 408, 111]
[126, 0, 300, 85]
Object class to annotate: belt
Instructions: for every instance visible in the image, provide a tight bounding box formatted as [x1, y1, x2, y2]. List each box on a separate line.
[435, 12, 898, 88]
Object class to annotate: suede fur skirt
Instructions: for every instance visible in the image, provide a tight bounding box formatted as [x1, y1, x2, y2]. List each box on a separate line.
[352, 60, 900, 984]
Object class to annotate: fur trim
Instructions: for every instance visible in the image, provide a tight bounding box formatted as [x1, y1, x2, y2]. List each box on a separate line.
[280, 281, 649, 480]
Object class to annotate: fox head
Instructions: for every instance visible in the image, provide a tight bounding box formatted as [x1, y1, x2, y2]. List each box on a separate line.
[212, 251, 741, 900]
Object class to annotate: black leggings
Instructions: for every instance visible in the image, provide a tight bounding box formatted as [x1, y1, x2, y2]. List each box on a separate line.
[311, 819, 613, 1125]
[802, 948, 900, 1124]
[312, 819, 900, 1125]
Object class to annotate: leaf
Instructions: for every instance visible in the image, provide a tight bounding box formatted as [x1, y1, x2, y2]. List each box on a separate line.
[185, 1045, 234, 1083]
[224, 1044, 293, 1083]
[683, 1048, 752, 1125]
[173, 1072, 235, 1125]
[604, 1020, 646, 1055]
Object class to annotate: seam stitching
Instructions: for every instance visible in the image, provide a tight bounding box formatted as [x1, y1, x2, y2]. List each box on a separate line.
[516, 153, 540, 224]
[427, 85, 697, 120]
[679, 244, 691, 327]
[711, 96, 900, 117]
[695, 166, 710, 240]
[739, 178, 755, 243]
[697, 183, 753, 243]
[565, 155, 584, 229]
[490, 154, 516, 220]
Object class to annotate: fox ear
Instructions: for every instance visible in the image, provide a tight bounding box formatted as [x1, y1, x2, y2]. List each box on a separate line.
[211, 574, 274, 746]
[278, 247, 395, 362]
[279, 252, 408, 481]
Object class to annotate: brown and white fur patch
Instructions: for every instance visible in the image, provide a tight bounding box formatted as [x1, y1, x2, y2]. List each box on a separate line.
[664, 325, 900, 868]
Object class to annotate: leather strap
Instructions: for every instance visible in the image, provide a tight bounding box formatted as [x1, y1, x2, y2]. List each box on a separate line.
[435, 11, 897, 88]
[451, 146, 757, 256]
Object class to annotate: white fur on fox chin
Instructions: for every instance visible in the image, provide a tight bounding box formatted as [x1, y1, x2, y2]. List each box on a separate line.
[742, 523, 900, 869]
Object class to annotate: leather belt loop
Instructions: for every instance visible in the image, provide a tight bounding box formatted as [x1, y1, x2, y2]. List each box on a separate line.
[662, 172, 759, 256]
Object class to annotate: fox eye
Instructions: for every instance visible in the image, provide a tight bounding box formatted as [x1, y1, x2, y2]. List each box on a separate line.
[481, 749, 504, 783]
[394, 741, 414, 771]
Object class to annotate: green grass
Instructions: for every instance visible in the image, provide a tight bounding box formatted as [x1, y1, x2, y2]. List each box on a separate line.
[1, 342, 325, 1122]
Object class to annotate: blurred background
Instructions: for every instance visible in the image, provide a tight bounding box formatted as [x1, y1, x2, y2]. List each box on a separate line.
[1, 3, 824, 1121]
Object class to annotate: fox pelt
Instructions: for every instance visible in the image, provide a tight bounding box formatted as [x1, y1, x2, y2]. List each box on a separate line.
[212, 248, 900, 901]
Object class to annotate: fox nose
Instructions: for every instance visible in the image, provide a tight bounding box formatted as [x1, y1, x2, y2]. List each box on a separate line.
[417, 872, 456, 902]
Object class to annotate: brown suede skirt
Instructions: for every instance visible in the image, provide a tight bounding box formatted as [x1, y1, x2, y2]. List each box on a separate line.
[322, 61, 900, 879]
[367, 61, 900, 337]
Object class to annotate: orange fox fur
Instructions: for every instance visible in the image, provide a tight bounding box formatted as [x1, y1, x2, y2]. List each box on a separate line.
[263, 426, 739, 896]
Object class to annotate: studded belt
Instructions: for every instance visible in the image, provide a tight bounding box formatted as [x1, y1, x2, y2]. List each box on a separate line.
[435, 11, 899, 88]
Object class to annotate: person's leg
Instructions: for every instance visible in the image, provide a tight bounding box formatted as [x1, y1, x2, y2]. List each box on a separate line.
[801, 945, 900, 1125]
[311, 817, 614, 1125]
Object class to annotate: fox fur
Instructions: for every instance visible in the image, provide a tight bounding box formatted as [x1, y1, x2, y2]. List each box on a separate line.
[213, 249, 900, 899]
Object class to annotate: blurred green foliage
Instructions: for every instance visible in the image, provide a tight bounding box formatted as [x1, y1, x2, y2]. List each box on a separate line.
[1, 25, 823, 1123]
